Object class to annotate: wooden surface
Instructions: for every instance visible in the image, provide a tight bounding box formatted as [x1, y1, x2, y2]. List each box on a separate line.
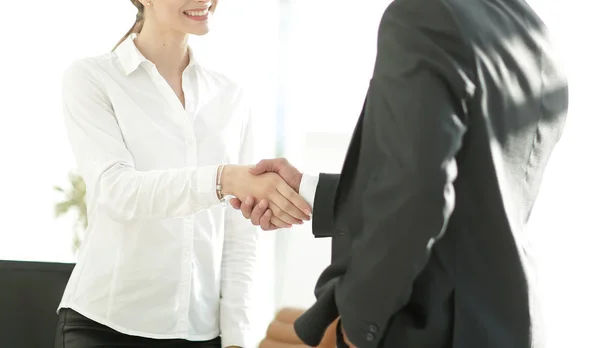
[259, 308, 338, 348]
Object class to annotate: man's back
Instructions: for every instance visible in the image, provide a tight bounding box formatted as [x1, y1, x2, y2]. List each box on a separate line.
[295, 0, 567, 347]
[380, 0, 568, 346]
[433, 0, 567, 346]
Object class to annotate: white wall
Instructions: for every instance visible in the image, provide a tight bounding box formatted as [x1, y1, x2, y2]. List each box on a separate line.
[0, 1, 135, 262]
[275, 132, 351, 309]
[273, 0, 392, 311]
[525, 1, 600, 346]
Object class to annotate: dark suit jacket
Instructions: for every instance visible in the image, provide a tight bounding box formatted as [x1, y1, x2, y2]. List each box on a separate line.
[295, 0, 568, 347]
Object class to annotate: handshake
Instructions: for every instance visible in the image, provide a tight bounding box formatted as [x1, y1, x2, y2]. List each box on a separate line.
[221, 158, 311, 230]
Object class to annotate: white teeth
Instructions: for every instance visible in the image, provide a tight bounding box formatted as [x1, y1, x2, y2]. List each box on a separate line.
[185, 9, 209, 16]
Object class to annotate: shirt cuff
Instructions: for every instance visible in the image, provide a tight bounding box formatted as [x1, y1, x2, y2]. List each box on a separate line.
[298, 173, 320, 209]
[220, 327, 252, 348]
[195, 164, 221, 207]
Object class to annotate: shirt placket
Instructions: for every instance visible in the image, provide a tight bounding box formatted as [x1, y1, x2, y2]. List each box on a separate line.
[146, 63, 196, 334]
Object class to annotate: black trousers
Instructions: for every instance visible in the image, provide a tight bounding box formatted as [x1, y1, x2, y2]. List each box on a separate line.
[54, 309, 222, 348]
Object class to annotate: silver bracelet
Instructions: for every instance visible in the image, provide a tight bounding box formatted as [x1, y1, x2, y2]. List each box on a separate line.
[216, 164, 227, 206]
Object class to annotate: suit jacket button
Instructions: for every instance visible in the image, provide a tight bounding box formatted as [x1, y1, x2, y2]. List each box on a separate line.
[369, 324, 378, 333]
[366, 333, 375, 341]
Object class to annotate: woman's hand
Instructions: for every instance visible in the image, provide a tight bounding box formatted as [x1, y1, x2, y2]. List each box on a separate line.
[221, 165, 311, 227]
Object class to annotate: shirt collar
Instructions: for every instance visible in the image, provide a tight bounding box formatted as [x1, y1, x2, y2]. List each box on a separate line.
[114, 33, 199, 76]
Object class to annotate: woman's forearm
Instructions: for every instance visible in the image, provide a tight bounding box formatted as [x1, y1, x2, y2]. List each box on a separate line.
[92, 163, 223, 221]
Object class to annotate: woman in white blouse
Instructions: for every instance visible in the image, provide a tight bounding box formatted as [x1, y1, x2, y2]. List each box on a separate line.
[53, 1, 311, 347]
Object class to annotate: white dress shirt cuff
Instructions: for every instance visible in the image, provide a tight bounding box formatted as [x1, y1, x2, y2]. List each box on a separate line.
[299, 173, 320, 209]
[220, 327, 252, 348]
[195, 164, 221, 206]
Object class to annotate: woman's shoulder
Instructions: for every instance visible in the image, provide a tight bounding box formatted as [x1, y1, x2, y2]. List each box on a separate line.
[63, 53, 118, 82]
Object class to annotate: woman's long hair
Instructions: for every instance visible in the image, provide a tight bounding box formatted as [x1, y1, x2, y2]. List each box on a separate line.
[112, 0, 146, 51]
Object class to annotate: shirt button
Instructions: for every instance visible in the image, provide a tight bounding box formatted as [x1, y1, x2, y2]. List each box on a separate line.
[366, 332, 375, 341]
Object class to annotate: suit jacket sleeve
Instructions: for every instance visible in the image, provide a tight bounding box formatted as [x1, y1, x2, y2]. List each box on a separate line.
[296, 1, 475, 348]
[312, 173, 341, 238]
[311, 173, 354, 265]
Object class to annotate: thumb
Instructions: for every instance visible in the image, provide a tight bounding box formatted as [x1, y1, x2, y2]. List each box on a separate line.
[229, 198, 242, 210]
[248, 163, 265, 175]
[249, 159, 276, 175]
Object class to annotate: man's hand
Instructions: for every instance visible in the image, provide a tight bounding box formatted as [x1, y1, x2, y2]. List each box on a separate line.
[251, 158, 303, 191]
[230, 196, 277, 230]
[221, 164, 310, 226]
[341, 324, 358, 348]
[230, 158, 308, 230]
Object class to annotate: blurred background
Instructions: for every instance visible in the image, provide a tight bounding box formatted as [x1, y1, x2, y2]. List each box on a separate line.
[0, 0, 598, 347]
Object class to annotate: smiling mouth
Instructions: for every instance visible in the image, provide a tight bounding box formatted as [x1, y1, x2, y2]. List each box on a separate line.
[184, 8, 209, 17]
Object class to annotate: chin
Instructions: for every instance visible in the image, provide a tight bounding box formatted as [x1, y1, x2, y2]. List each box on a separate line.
[188, 24, 210, 36]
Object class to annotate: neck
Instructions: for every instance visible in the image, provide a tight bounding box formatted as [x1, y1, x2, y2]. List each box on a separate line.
[134, 23, 190, 77]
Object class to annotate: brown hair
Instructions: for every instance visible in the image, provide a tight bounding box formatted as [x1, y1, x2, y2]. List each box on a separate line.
[113, 0, 146, 51]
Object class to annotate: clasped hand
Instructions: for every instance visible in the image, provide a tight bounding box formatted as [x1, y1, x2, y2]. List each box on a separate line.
[221, 163, 311, 227]
[228, 158, 308, 230]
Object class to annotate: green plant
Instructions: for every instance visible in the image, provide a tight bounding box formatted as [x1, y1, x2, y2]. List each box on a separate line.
[54, 172, 87, 253]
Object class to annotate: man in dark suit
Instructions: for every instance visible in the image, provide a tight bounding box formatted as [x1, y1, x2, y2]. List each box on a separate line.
[231, 0, 568, 346]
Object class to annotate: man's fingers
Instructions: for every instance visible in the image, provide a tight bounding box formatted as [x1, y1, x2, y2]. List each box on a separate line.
[250, 199, 269, 226]
[260, 209, 275, 231]
[248, 163, 266, 175]
[240, 196, 255, 220]
[249, 158, 288, 175]
[249, 159, 272, 175]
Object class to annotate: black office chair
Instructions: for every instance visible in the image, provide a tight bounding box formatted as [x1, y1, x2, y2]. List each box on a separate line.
[0, 260, 74, 348]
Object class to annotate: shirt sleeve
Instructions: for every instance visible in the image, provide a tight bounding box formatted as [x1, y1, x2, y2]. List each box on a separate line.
[220, 104, 260, 348]
[331, 3, 473, 348]
[298, 173, 320, 209]
[62, 59, 221, 222]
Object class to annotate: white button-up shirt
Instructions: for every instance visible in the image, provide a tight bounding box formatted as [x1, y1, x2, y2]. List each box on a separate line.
[58, 34, 258, 348]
